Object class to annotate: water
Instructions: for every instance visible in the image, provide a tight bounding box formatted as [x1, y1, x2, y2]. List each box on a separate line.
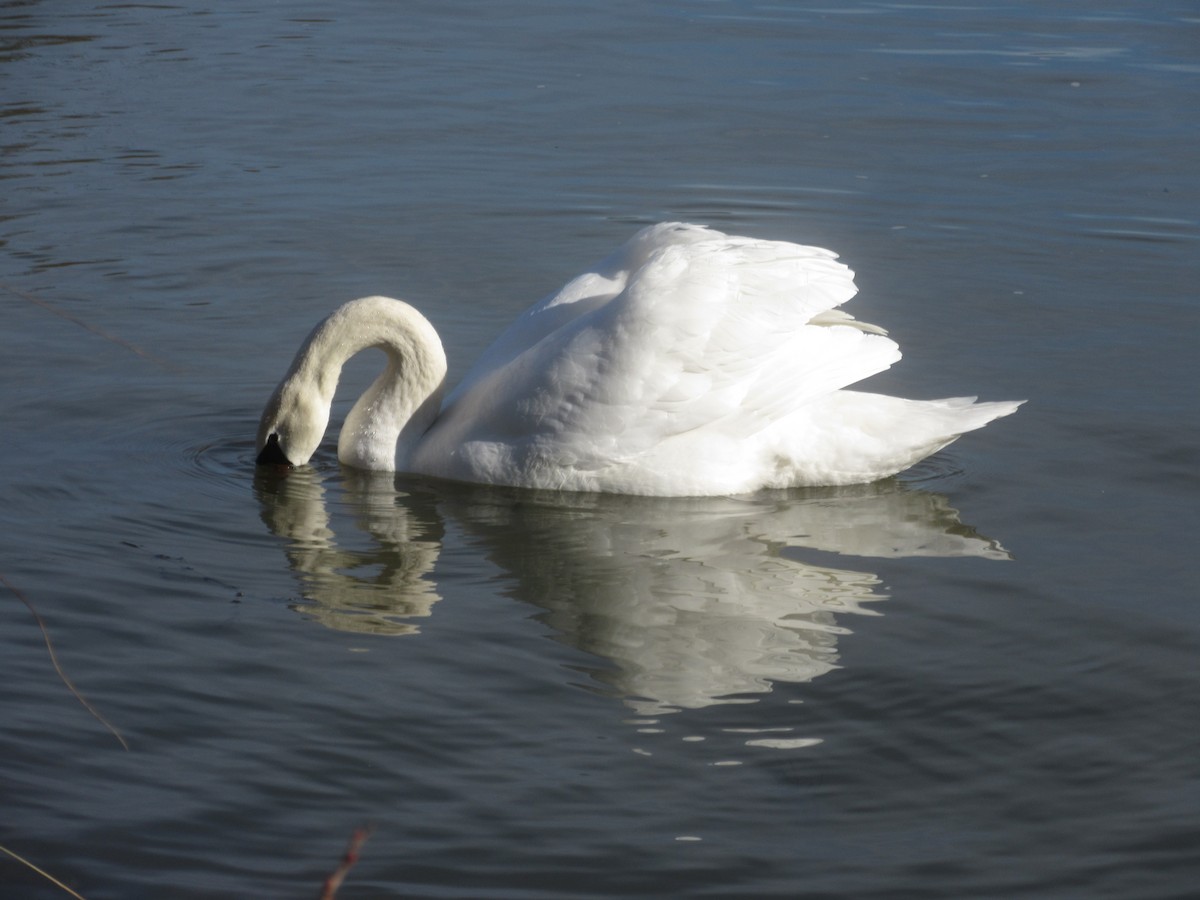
[2, 1, 1198, 897]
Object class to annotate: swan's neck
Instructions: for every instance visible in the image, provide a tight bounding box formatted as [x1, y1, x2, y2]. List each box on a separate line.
[257, 296, 448, 471]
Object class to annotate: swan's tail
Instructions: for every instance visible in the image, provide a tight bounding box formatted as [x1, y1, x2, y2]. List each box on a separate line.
[921, 395, 1025, 434]
[767, 393, 1025, 486]
[873, 395, 1025, 468]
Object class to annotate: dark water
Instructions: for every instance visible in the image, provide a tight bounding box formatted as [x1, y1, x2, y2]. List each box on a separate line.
[3, 2, 1198, 898]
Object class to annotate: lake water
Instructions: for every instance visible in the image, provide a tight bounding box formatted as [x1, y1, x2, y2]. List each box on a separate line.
[2, 2, 1198, 898]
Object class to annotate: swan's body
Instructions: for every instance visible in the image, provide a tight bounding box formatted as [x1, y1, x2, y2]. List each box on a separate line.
[256, 223, 1021, 496]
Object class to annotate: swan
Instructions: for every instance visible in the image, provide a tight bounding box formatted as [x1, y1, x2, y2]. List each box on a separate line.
[256, 222, 1022, 496]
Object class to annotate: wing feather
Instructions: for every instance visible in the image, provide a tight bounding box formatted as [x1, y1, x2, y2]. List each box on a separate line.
[421, 224, 900, 476]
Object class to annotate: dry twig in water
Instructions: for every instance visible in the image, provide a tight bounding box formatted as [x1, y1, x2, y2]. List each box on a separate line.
[318, 826, 373, 900]
[1, 573, 129, 751]
[0, 843, 89, 899]
[0, 281, 176, 371]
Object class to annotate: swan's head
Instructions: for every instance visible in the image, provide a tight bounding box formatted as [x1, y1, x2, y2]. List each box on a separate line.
[254, 295, 448, 472]
[255, 381, 330, 468]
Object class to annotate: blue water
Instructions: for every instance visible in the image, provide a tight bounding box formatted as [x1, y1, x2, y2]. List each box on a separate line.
[2, 2, 1198, 898]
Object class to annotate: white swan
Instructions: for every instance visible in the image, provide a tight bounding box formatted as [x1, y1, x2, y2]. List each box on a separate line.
[256, 223, 1022, 496]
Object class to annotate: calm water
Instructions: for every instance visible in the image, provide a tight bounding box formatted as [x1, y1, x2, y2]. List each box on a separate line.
[3, 2, 1198, 898]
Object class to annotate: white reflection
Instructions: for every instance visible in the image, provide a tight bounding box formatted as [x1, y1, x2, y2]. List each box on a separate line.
[254, 467, 443, 635]
[256, 471, 1009, 711]
[437, 487, 1006, 714]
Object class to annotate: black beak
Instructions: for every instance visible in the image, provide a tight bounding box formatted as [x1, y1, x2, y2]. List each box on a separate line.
[255, 433, 293, 467]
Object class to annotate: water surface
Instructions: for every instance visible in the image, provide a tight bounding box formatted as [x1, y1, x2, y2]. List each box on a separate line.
[2, 2, 1198, 898]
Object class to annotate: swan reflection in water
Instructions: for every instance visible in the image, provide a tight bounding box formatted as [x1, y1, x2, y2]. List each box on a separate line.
[255, 467, 1009, 713]
[254, 467, 444, 636]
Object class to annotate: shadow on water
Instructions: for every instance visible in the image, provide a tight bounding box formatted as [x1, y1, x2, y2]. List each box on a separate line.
[254, 464, 1010, 716]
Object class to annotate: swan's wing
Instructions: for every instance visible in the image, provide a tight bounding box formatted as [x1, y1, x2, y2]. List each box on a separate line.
[443, 223, 721, 408]
[423, 229, 900, 473]
[620, 235, 897, 427]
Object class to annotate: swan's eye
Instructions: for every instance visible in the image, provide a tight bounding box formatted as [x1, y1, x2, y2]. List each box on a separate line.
[256, 433, 293, 467]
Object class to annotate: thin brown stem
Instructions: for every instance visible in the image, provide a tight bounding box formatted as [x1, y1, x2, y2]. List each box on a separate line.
[317, 826, 373, 900]
[1, 573, 129, 751]
[0, 843, 89, 899]
[0, 281, 177, 372]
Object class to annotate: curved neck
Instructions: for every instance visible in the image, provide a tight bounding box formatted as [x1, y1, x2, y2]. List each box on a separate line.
[261, 296, 448, 471]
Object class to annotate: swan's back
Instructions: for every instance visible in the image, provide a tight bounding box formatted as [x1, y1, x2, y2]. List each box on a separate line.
[440, 223, 715, 407]
[409, 223, 1020, 495]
